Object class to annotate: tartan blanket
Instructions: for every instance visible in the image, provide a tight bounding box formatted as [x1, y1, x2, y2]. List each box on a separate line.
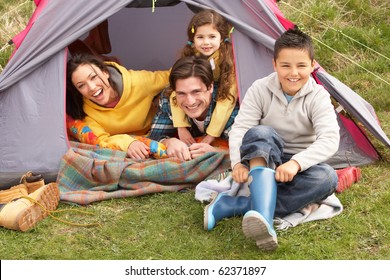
[57, 142, 231, 205]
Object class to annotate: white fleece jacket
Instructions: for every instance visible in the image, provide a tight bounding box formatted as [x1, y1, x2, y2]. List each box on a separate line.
[229, 72, 340, 171]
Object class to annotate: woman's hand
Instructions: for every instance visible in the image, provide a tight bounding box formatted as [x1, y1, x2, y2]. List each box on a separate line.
[162, 138, 192, 161]
[127, 140, 150, 159]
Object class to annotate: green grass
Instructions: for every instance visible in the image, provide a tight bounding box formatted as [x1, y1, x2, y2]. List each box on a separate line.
[0, 0, 389, 260]
[0, 0, 33, 70]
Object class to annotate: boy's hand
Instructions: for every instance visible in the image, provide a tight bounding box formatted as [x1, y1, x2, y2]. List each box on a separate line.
[178, 127, 195, 145]
[275, 160, 300, 182]
[127, 140, 150, 159]
[232, 163, 249, 183]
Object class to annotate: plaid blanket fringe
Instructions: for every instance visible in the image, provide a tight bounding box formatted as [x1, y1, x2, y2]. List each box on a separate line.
[57, 142, 231, 205]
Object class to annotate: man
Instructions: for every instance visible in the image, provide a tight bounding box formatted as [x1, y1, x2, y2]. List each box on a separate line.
[149, 56, 239, 161]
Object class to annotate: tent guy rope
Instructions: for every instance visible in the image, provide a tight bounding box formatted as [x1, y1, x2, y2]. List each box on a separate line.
[311, 36, 390, 87]
[280, 0, 390, 86]
[280, 1, 390, 61]
[0, 1, 32, 58]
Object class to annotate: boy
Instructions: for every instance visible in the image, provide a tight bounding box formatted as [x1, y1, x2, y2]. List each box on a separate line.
[227, 28, 339, 250]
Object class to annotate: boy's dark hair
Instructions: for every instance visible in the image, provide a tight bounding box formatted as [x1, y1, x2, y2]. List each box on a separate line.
[274, 28, 314, 61]
[66, 53, 118, 120]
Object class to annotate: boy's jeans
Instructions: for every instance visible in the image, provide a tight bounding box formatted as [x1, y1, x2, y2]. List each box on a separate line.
[240, 125, 338, 217]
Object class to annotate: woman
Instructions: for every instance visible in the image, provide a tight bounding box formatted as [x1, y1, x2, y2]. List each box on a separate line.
[66, 53, 169, 159]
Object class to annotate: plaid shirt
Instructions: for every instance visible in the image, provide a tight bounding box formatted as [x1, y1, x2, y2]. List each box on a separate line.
[149, 85, 239, 141]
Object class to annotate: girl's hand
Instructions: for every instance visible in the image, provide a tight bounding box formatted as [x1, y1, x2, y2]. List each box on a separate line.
[127, 140, 150, 159]
[178, 127, 196, 145]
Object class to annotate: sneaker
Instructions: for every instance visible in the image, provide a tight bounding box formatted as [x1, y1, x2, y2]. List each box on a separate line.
[208, 170, 232, 182]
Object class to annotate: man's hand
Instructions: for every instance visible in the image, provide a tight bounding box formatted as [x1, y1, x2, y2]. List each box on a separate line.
[189, 143, 217, 158]
[127, 140, 150, 159]
[232, 163, 249, 183]
[178, 127, 195, 145]
[200, 135, 215, 145]
[162, 137, 192, 161]
[275, 160, 300, 182]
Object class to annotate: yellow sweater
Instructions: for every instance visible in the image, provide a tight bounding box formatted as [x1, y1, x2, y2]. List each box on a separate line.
[83, 62, 169, 152]
[170, 51, 237, 137]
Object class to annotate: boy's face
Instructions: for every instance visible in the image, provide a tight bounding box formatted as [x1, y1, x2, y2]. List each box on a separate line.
[175, 76, 213, 121]
[273, 48, 315, 96]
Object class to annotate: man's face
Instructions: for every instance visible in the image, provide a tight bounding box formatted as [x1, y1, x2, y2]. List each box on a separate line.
[175, 77, 213, 121]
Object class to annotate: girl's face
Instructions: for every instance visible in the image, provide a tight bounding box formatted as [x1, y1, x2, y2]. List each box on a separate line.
[273, 48, 315, 96]
[71, 64, 116, 107]
[193, 24, 221, 57]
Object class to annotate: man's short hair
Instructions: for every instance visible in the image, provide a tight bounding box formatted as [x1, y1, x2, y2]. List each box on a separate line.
[169, 56, 214, 91]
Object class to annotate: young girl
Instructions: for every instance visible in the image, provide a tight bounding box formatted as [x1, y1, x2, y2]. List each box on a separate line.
[170, 9, 238, 145]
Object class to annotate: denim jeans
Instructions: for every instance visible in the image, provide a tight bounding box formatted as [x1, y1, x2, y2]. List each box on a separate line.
[240, 125, 338, 217]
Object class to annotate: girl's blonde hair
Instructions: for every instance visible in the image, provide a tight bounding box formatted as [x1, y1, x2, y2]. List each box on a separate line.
[181, 9, 236, 103]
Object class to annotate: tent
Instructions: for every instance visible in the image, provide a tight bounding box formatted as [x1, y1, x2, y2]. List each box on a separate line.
[0, 0, 389, 189]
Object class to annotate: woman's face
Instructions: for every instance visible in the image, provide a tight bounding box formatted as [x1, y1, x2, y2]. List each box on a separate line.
[71, 63, 116, 106]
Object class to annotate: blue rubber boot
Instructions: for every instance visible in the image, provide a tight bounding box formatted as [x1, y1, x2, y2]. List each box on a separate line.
[204, 192, 251, 231]
[242, 166, 278, 251]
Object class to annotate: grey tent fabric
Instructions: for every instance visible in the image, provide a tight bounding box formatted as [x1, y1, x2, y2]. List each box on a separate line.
[325, 114, 378, 169]
[0, 50, 68, 187]
[315, 70, 390, 148]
